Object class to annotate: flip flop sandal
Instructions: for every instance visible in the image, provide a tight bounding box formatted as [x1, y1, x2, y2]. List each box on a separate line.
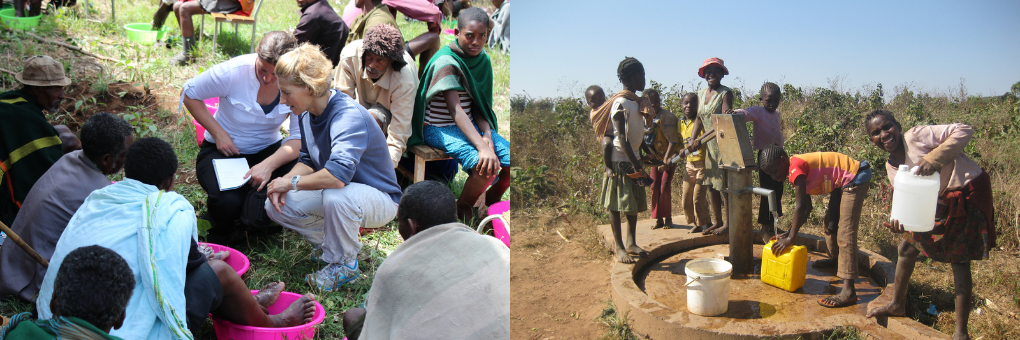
[818, 295, 858, 308]
[811, 258, 838, 269]
[652, 220, 665, 229]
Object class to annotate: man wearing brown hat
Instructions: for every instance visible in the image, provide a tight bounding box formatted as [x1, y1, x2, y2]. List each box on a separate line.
[0, 55, 81, 227]
[334, 24, 419, 169]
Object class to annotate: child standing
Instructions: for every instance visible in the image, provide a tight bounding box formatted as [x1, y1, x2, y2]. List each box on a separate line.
[678, 93, 711, 232]
[641, 89, 680, 229]
[589, 57, 651, 263]
[696, 58, 735, 236]
[760, 145, 872, 308]
[733, 82, 786, 239]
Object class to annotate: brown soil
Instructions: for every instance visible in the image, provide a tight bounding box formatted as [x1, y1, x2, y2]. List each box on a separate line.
[56, 80, 160, 131]
[51, 79, 199, 186]
[511, 227, 611, 339]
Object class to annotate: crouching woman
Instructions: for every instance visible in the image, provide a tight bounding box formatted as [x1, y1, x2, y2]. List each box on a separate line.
[265, 43, 402, 291]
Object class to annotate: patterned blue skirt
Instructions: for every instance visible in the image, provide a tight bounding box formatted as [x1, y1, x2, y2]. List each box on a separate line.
[423, 124, 511, 170]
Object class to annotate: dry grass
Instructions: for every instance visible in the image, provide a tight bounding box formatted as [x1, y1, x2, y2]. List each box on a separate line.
[510, 80, 1020, 339]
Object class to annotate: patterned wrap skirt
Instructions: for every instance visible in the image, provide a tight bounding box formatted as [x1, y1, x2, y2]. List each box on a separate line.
[906, 171, 996, 263]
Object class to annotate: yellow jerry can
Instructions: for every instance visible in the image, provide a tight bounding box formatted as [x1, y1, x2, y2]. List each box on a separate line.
[761, 240, 807, 292]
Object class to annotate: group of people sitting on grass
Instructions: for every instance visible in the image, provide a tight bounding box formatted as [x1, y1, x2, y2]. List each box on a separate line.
[0, 4, 510, 339]
[178, 6, 509, 288]
[147, 0, 508, 66]
[589, 56, 995, 340]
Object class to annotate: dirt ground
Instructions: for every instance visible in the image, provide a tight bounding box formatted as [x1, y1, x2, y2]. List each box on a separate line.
[511, 225, 612, 339]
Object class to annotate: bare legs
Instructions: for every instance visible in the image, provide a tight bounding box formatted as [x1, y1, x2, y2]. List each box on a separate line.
[867, 240, 972, 340]
[207, 260, 316, 327]
[484, 167, 511, 206]
[703, 188, 728, 235]
[609, 211, 647, 264]
[406, 31, 440, 79]
[867, 240, 917, 319]
[172, 0, 204, 38]
[342, 308, 366, 340]
[457, 167, 509, 222]
[950, 261, 973, 340]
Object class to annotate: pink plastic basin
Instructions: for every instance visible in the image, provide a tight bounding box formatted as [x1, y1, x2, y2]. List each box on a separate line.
[212, 291, 325, 340]
[199, 242, 249, 277]
[192, 97, 219, 145]
[487, 201, 510, 247]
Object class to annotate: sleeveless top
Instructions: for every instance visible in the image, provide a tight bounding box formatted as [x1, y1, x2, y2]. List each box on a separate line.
[697, 85, 732, 131]
[697, 85, 732, 164]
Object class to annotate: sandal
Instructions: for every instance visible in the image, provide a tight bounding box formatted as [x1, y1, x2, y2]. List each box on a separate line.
[652, 219, 665, 230]
[811, 258, 838, 269]
[817, 295, 858, 308]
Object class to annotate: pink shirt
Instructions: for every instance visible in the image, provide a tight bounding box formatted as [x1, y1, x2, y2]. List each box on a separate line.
[342, 0, 442, 26]
[885, 124, 982, 195]
[734, 106, 783, 149]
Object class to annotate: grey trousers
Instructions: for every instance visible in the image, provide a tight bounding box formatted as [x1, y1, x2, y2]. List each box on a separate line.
[265, 182, 397, 264]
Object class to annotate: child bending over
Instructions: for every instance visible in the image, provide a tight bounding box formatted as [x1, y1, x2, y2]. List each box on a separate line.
[759, 144, 872, 308]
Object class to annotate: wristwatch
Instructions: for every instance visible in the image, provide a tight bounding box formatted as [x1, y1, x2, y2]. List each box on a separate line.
[290, 175, 301, 191]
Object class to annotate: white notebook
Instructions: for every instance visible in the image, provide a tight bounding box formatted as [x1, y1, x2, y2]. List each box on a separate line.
[212, 158, 251, 191]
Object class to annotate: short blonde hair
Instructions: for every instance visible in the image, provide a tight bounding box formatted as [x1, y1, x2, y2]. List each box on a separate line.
[275, 43, 332, 97]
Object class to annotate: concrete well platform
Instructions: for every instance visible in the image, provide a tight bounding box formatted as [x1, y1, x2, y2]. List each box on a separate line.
[596, 216, 951, 339]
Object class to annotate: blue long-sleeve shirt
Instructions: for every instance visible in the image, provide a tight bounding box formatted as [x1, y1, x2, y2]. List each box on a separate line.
[298, 90, 402, 204]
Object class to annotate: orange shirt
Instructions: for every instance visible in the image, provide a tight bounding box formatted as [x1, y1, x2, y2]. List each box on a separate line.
[788, 152, 860, 195]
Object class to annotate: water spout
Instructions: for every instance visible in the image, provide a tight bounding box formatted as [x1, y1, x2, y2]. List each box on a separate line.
[750, 187, 778, 218]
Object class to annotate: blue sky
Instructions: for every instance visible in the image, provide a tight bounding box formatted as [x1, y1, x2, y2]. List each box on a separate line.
[511, 1, 1020, 100]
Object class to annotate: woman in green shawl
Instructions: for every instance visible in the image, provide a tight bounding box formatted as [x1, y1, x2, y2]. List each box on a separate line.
[409, 8, 510, 220]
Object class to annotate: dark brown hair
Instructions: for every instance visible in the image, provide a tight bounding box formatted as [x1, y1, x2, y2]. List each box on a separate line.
[256, 31, 298, 65]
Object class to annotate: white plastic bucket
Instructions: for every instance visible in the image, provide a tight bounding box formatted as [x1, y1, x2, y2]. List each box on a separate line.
[684, 258, 732, 316]
[890, 165, 940, 232]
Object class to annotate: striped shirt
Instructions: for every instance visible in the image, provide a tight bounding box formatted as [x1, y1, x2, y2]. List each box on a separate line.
[425, 91, 473, 127]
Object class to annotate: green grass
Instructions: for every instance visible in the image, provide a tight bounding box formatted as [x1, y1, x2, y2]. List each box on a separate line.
[0, 1, 507, 338]
[597, 301, 639, 340]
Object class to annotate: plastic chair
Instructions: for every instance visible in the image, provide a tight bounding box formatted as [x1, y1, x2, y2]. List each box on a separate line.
[211, 0, 264, 54]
